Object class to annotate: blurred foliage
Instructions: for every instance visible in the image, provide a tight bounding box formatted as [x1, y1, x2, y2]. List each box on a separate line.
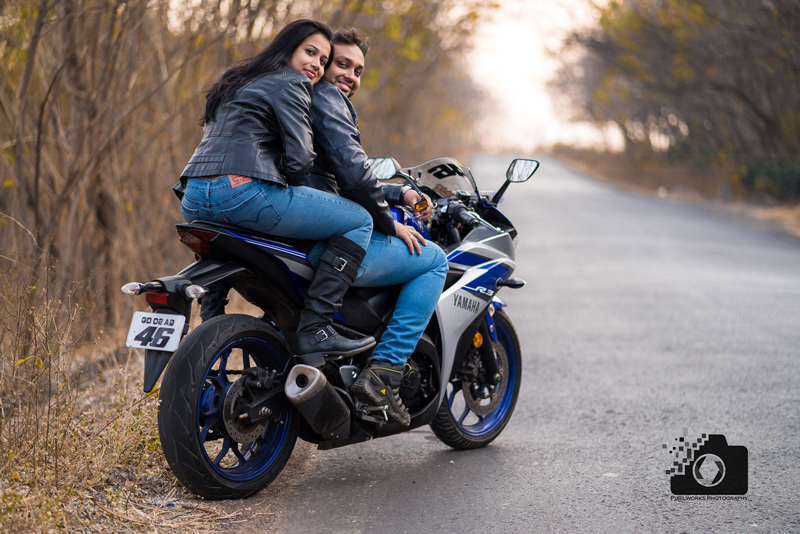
[551, 0, 800, 200]
[736, 157, 800, 201]
[0, 0, 492, 326]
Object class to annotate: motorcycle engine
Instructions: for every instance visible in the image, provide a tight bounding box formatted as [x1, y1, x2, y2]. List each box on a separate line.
[400, 355, 436, 412]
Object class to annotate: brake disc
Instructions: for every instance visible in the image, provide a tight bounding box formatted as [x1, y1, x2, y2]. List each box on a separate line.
[463, 341, 508, 416]
[222, 378, 268, 443]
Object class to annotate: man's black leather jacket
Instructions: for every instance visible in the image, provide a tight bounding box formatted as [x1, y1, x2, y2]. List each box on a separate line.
[181, 66, 314, 186]
[305, 81, 400, 237]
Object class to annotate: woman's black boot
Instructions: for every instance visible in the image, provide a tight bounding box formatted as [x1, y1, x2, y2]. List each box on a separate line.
[295, 235, 375, 364]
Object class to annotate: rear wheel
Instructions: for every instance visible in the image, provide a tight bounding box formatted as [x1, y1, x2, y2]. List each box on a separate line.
[431, 309, 521, 449]
[158, 314, 298, 500]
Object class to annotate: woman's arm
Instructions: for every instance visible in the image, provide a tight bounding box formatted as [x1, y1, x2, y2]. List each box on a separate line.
[273, 77, 316, 184]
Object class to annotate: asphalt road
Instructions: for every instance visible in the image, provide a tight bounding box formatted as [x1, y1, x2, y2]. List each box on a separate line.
[223, 155, 800, 533]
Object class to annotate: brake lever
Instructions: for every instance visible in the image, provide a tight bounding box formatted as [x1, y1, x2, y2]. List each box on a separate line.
[396, 171, 428, 213]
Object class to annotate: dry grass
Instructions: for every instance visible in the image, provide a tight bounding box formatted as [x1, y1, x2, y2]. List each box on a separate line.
[0, 254, 246, 533]
[551, 146, 735, 198]
[751, 204, 800, 238]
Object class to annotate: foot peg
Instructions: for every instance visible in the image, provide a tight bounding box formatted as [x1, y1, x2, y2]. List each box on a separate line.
[354, 400, 390, 424]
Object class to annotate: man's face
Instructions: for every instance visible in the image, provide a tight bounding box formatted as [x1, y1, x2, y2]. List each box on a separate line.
[322, 43, 365, 98]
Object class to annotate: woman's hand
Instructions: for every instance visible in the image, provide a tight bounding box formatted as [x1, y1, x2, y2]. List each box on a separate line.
[402, 190, 434, 221]
[394, 221, 427, 255]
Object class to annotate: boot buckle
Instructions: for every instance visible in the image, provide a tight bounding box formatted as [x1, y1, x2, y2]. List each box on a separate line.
[314, 328, 330, 342]
[333, 258, 348, 272]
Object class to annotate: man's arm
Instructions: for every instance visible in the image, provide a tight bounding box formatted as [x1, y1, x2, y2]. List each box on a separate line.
[382, 184, 403, 205]
[382, 184, 433, 220]
[310, 85, 397, 236]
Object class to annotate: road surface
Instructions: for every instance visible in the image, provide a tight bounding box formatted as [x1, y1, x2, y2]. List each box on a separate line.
[220, 155, 800, 533]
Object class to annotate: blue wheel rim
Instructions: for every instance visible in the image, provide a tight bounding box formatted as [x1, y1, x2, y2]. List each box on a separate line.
[446, 317, 518, 437]
[195, 337, 292, 481]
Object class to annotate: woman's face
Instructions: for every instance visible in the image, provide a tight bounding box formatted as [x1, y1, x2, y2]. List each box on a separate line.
[287, 33, 331, 85]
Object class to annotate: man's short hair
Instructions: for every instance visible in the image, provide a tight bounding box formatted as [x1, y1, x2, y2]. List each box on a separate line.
[332, 28, 370, 57]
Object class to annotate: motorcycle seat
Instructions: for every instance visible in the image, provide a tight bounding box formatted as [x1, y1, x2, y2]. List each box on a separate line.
[184, 220, 318, 255]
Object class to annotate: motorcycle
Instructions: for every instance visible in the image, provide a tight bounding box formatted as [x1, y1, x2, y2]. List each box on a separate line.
[122, 156, 539, 499]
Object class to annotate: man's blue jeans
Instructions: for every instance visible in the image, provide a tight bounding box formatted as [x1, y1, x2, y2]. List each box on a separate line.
[310, 232, 449, 365]
[181, 176, 373, 249]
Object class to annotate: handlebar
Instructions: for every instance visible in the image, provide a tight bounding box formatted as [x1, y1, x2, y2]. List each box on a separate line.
[449, 203, 480, 229]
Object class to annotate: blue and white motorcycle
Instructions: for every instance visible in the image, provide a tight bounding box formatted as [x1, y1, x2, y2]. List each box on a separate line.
[122, 156, 539, 499]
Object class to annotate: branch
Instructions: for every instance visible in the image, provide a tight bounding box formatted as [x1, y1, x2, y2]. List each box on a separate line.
[14, 0, 57, 198]
[37, 33, 228, 249]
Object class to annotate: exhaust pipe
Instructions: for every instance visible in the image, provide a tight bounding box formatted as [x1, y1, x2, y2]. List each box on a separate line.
[285, 365, 351, 441]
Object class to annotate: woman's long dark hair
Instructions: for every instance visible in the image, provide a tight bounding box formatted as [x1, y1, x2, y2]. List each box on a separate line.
[202, 19, 333, 125]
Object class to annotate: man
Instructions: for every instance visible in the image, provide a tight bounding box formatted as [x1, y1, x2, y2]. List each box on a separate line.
[304, 28, 448, 426]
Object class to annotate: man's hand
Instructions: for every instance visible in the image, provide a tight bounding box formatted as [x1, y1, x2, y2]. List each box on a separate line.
[394, 221, 426, 255]
[402, 190, 434, 220]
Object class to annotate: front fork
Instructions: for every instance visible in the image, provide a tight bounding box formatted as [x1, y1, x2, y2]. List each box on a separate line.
[478, 313, 501, 385]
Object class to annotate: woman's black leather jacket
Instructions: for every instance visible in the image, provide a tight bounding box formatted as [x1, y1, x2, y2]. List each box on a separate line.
[181, 66, 314, 186]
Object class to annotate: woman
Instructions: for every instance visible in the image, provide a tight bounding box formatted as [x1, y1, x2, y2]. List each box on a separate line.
[179, 19, 374, 360]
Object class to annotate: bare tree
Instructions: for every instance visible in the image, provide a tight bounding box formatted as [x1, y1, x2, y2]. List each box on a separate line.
[0, 0, 491, 330]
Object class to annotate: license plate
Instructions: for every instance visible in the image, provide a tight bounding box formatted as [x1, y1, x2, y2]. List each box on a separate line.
[125, 312, 186, 352]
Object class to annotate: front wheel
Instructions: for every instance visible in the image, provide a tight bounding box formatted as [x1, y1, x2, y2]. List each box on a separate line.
[158, 314, 298, 500]
[430, 309, 522, 449]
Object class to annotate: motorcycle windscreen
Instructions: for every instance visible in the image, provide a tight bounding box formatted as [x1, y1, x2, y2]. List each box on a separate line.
[401, 157, 478, 198]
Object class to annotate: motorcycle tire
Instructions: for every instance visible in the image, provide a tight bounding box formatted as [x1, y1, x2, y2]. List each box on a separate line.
[431, 309, 522, 450]
[158, 314, 298, 500]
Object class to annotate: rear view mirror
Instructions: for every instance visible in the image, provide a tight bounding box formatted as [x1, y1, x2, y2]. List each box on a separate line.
[506, 159, 539, 183]
[368, 157, 401, 180]
[491, 158, 540, 204]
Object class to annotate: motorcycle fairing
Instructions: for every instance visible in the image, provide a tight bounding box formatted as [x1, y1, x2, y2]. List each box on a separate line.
[461, 262, 513, 302]
[222, 228, 315, 304]
[491, 296, 508, 310]
[458, 229, 516, 260]
[435, 256, 515, 405]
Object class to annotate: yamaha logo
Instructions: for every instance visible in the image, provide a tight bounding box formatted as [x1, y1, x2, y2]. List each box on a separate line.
[453, 293, 480, 313]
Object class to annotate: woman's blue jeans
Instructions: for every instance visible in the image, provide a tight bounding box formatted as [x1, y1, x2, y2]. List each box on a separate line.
[180, 176, 373, 250]
[310, 232, 449, 365]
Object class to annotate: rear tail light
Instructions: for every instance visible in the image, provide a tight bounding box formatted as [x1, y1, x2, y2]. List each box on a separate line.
[146, 292, 169, 305]
[177, 229, 217, 254]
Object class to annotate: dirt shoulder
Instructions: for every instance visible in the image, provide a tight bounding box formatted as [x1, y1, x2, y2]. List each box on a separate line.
[553, 150, 800, 241]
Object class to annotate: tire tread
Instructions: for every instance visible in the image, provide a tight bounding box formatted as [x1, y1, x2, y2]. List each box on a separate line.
[158, 314, 298, 500]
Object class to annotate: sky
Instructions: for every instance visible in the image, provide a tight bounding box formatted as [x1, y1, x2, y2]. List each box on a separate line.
[468, 0, 625, 152]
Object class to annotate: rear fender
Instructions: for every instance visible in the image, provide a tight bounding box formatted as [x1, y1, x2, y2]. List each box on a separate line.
[142, 261, 249, 393]
[177, 259, 248, 288]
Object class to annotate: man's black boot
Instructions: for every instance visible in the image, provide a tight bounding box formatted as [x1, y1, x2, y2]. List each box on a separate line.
[351, 359, 411, 426]
[295, 235, 375, 363]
